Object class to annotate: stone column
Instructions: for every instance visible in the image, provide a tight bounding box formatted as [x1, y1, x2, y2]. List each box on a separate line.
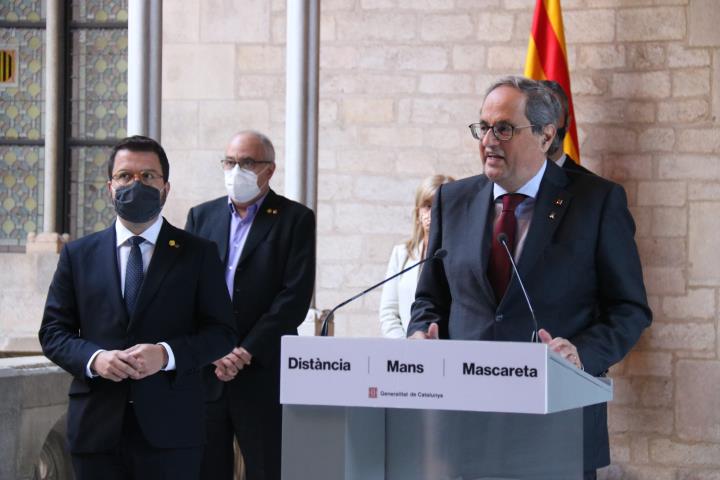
[148, 1, 162, 142]
[34, 0, 66, 253]
[127, 0, 162, 140]
[284, 0, 319, 213]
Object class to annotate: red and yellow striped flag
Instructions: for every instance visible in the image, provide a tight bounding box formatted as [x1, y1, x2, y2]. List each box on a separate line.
[524, 0, 580, 162]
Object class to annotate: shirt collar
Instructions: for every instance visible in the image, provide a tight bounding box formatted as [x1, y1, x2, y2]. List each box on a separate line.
[115, 215, 163, 247]
[493, 160, 547, 201]
[554, 153, 567, 168]
[227, 191, 268, 219]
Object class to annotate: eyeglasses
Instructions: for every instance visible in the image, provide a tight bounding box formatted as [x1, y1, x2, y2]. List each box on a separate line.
[110, 170, 163, 187]
[220, 157, 273, 171]
[468, 122, 536, 142]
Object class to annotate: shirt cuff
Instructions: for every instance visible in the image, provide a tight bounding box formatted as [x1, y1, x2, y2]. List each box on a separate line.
[86, 349, 105, 378]
[158, 342, 176, 371]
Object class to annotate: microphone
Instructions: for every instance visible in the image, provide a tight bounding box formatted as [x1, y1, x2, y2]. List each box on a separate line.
[319, 249, 448, 336]
[496, 233, 540, 343]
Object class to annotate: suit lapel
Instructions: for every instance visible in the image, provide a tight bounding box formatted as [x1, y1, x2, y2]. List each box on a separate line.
[100, 223, 128, 322]
[517, 161, 572, 279]
[210, 200, 231, 262]
[237, 190, 280, 266]
[467, 179, 497, 306]
[130, 219, 180, 327]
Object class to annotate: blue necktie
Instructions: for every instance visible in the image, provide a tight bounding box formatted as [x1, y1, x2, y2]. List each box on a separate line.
[125, 236, 145, 315]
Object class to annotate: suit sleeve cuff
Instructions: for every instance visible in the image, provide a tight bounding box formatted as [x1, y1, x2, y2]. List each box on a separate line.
[86, 349, 105, 378]
[158, 342, 176, 371]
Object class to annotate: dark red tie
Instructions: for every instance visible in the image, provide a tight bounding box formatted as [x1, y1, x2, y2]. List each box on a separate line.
[488, 193, 526, 302]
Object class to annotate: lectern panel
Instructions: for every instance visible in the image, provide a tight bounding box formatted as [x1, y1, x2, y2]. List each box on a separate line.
[281, 337, 609, 479]
[386, 409, 583, 480]
[282, 405, 385, 480]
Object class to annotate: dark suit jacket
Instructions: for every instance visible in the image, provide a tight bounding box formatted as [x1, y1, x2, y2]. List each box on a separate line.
[562, 154, 594, 175]
[185, 190, 316, 393]
[408, 160, 652, 469]
[39, 219, 237, 453]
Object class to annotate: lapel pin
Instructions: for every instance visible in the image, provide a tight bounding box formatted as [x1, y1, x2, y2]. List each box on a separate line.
[554, 198, 564, 206]
[168, 240, 180, 248]
[549, 212, 557, 220]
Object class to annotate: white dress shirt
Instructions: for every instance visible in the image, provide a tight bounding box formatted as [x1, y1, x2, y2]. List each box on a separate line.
[491, 161, 547, 262]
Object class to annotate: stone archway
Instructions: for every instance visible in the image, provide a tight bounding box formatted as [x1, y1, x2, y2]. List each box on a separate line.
[34, 415, 74, 480]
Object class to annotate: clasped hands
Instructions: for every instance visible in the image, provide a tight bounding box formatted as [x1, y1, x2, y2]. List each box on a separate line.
[90, 344, 168, 382]
[410, 324, 583, 369]
[212, 347, 253, 382]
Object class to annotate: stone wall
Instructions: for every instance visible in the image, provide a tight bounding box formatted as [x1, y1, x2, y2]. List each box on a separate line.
[0, 244, 63, 353]
[160, 0, 720, 477]
[0, 356, 72, 480]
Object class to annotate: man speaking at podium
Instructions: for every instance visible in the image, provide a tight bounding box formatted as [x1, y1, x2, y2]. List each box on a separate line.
[407, 76, 652, 478]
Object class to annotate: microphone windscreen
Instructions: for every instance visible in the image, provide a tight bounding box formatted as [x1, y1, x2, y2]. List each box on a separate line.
[433, 248, 448, 259]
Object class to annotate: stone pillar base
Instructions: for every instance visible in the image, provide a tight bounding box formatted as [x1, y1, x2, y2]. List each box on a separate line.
[25, 232, 70, 254]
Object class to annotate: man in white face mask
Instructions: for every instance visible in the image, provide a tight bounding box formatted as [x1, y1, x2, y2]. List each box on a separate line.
[222, 134, 275, 207]
[185, 131, 316, 480]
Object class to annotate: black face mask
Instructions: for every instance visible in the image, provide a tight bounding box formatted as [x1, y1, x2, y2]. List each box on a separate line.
[113, 181, 163, 224]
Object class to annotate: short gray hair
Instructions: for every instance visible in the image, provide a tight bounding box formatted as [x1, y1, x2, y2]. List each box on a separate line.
[483, 76, 560, 137]
[540, 80, 569, 156]
[236, 130, 276, 163]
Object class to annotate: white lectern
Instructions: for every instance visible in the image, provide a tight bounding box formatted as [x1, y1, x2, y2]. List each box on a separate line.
[280, 336, 612, 480]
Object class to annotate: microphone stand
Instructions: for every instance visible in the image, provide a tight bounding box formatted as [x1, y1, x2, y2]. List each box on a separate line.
[497, 233, 540, 343]
[319, 249, 447, 336]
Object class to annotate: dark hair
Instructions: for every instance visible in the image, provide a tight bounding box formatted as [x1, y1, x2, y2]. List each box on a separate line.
[541, 80, 569, 122]
[107, 135, 170, 182]
[483, 76, 560, 137]
[540, 80, 569, 155]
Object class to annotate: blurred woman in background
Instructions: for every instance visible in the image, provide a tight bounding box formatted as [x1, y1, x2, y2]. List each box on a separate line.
[379, 174, 454, 338]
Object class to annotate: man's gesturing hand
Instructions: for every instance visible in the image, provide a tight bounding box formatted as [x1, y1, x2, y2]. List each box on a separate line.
[408, 323, 440, 340]
[538, 328, 583, 369]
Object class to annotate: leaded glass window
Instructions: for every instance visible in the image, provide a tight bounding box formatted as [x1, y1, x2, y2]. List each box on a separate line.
[0, 1, 45, 251]
[67, 0, 127, 239]
[0, 0, 128, 249]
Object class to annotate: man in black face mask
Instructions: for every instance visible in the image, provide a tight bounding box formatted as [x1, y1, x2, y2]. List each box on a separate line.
[39, 135, 237, 480]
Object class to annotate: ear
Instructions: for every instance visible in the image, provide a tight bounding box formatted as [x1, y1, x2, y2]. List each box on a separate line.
[540, 124, 557, 153]
[107, 181, 114, 199]
[266, 162, 277, 180]
[160, 181, 171, 206]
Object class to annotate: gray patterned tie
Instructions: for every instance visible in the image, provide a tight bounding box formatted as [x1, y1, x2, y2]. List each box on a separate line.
[124, 236, 145, 315]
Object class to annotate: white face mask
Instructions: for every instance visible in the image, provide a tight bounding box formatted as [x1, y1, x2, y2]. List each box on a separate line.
[225, 166, 261, 204]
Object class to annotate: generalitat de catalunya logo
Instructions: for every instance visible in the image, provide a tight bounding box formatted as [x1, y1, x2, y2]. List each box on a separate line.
[368, 387, 377, 398]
